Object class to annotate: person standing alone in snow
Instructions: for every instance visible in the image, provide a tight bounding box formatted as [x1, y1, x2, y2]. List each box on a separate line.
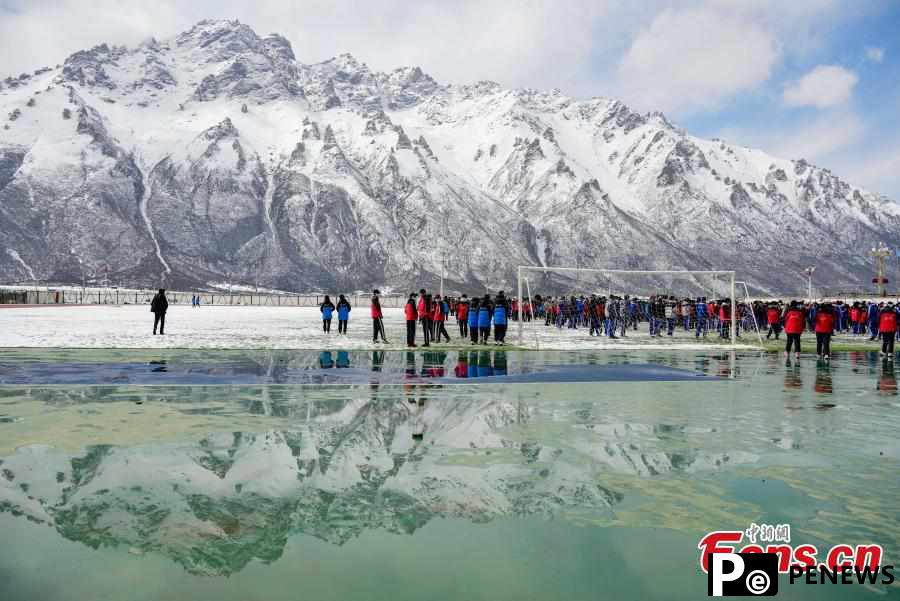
[151, 289, 168, 335]
[320, 295, 336, 333]
[371, 289, 389, 343]
[336, 294, 351, 334]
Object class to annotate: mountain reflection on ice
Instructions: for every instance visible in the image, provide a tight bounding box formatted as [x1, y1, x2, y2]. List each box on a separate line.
[0, 349, 719, 385]
[0, 350, 898, 586]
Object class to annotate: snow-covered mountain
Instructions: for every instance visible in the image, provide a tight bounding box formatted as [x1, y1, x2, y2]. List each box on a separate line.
[1, 19, 897, 293]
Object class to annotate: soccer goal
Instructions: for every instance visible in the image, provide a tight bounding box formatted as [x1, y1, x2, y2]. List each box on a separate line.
[515, 266, 760, 348]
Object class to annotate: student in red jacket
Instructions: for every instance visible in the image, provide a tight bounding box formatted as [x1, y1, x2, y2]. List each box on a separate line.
[766, 302, 782, 340]
[404, 293, 418, 347]
[371, 289, 389, 344]
[433, 295, 451, 343]
[783, 301, 805, 359]
[456, 294, 469, 338]
[857, 305, 868, 336]
[879, 303, 897, 358]
[418, 290, 432, 347]
[719, 300, 731, 339]
[814, 302, 835, 360]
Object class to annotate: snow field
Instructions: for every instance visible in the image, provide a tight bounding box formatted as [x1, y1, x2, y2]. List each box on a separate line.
[0, 304, 757, 350]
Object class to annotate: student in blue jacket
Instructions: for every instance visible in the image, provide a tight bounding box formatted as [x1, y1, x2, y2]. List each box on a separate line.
[868, 302, 880, 341]
[336, 294, 351, 334]
[493, 291, 509, 345]
[478, 294, 493, 344]
[320, 295, 335, 333]
[695, 297, 708, 338]
[468, 298, 480, 344]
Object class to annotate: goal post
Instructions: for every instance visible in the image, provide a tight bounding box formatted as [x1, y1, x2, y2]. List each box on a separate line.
[735, 280, 765, 348]
[516, 266, 738, 347]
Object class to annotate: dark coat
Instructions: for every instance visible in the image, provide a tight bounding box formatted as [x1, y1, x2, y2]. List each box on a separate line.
[150, 293, 168, 314]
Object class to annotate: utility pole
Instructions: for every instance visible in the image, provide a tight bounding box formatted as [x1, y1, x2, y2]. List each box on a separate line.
[802, 266, 815, 300]
[870, 244, 891, 297]
[576, 255, 581, 292]
[76, 256, 85, 292]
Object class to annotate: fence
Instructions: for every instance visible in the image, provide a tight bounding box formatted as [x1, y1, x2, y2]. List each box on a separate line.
[0, 290, 27, 304]
[0, 287, 409, 308]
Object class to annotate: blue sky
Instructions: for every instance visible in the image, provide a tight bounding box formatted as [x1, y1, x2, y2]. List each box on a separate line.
[1, 0, 898, 197]
[678, 1, 900, 198]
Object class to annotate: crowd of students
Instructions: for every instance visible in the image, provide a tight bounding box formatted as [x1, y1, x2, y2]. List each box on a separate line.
[150, 285, 900, 362]
[318, 288, 513, 347]
[761, 299, 899, 360]
[318, 290, 750, 347]
[310, 289, 900, 360]
[530, 295, 744, 340]
[399, 289, 512, 347]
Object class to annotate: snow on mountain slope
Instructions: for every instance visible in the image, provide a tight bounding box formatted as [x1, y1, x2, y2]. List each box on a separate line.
[1, 19, 896, 293]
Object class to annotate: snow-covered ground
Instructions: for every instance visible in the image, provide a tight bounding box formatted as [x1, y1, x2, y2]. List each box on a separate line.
[0, 305, 757, 350]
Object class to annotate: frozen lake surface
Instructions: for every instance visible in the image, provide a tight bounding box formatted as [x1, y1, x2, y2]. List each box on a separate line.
[1, 349, 899, 600]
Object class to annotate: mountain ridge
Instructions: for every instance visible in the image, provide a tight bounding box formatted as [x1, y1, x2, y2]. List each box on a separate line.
[1, 19, 896, 294]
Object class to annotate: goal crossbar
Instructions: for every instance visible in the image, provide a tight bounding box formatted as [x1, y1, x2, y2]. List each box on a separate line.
[516, 266, 738, 347]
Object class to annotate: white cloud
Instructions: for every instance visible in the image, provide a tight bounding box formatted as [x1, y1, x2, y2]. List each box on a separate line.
[783, 65, 858, 109]
[717, 110, 866, 162]
[0, 0, 853, 102]
[613, 7, 779, 115]
[0, 0, 866, 112]
[713, 109, 900, 199]
[838, 146, 900, 198]
[275, 0, 612, 91]
[771, 112, 866, 160]
[0, 0, 613, 93]
[0, 1, 183, 74]
[865, 46, 885, 63]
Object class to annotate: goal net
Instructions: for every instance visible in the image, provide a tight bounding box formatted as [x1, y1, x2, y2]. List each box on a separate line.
[514, 267, 763, 348]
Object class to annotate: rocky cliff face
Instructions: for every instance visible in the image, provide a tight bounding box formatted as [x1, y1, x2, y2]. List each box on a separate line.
[1, 19, 897, 293]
